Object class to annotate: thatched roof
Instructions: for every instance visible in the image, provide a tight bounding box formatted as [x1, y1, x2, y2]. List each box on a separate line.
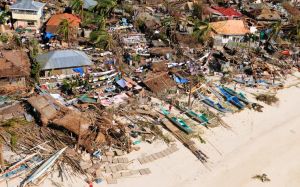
[27, 95, 58, 124]
[53, 111, 90, 136]
[0, 50, 30, 78]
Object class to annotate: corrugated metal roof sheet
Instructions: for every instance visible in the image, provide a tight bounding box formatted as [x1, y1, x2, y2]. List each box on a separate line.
[10, 0, 45, 11]
[210, 20, 249, 36]
[46, 13, 81, 27]
[36, 50, 93, 70]
[212, 6, 242, 17]
[83, 0, 97, 9]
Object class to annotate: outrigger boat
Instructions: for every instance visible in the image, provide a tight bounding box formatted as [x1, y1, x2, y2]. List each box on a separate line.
[195, 91, 229, 113]
[186, 110, 209, 128]
[0, 153, 41, 183]
[173, 104, 209, 128]
[217, 86, 245, 109]
[221, 86, 250, 104]
[21, 147, 67, 187]
[161, 108, 193, 134]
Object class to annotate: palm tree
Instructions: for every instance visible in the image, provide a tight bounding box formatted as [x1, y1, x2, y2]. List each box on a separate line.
[57, 19, 74, 45]
[161, 16, 179, 43]
[93, 0, 117, 17]
[89, 29, 109, 49]
[289, 20, 300, 43]
[193, 20, 211, 44]
[85, 14, 106, 29]
[192, 0, 203, 20]
[0, 11, 7, 33]
[71, 0, 84, 19]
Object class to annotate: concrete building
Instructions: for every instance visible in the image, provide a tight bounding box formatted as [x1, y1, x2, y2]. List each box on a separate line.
[10, 0, 45, 30]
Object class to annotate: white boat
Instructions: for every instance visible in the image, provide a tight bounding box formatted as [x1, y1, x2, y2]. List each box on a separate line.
[21, 147, 67, 187]
[0, 153, 38, 183]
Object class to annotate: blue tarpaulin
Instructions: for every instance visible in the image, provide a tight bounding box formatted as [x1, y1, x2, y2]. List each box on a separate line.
[174, 75, 189, 84]
[44, 32, 55, 40]
[116, 79, 127, 88]
[73, 67, 84, 76]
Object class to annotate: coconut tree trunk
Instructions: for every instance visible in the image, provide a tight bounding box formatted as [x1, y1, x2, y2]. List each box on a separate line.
[0, 24, 5, 33]
[0, 141, 4, 169]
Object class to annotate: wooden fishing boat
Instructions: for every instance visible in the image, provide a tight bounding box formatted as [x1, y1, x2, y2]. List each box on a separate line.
[21, 147, 67, 187]
[195, 91, 228, 113]
[217, 86, 245, 109]
[160, 108, 193, 134]
[222, 86, 250, 104]
[186, 110, 209, 128]
[0, 153, 39, 183]
[169, 116, 193, 134]
[173, 104, 209, 128]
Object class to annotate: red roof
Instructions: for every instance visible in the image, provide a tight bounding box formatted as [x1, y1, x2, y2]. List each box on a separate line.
[212, 6, 242, 17]
[46, 13, 81, 27]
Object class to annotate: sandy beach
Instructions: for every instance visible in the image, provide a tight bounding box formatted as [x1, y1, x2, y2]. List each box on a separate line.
[97, 85, 300, 187]
[4, 86, 300, 187]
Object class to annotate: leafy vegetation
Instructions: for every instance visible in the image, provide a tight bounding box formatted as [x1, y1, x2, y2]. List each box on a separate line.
[193, 20, 211, 44]
[256, 94, 279, 105]
[57, 19, 74, 44]
[0, 33, 8, 43]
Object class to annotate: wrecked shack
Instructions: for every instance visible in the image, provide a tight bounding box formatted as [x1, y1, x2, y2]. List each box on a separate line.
[0, 50, 30, 94]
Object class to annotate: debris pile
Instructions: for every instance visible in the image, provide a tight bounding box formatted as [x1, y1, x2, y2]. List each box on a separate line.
[0, 0, 299, 186]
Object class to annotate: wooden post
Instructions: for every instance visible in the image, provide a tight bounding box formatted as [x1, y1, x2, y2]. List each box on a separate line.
[188, 81, 192, 109]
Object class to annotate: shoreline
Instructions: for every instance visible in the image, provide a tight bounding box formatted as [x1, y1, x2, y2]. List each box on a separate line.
[4, 85, 300, 187]
[106, 85, 300, 187]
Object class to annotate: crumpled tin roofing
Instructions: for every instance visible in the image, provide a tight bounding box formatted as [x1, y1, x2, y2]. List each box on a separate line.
[83, 0, 97, 9]
[36, 50, 93, 70]
[10, 0, 45, 11]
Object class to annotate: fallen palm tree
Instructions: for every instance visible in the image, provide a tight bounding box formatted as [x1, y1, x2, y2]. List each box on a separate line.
[255, 94, 279, 105]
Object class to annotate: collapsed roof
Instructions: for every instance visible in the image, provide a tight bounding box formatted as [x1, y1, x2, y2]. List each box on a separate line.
[143, 72, 176, 94]
[0, 50, 30, 78]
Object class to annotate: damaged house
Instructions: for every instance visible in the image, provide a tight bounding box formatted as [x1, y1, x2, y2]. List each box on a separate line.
[27, 94, 91, 132]
[0, 50, 30, 94]
[210, 20, 250, 47]
[36, 49, 94, 77]
[143, 72, 176, 95]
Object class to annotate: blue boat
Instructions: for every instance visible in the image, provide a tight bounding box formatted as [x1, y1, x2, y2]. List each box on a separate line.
[217, 86, 245, 109]
[222, 86, 250, 104]
[195, 92, 229, 113]
[233, 78, 255, 87]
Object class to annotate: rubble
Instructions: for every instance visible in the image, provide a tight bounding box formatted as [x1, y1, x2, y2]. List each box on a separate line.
[0, 0, 299, 186]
